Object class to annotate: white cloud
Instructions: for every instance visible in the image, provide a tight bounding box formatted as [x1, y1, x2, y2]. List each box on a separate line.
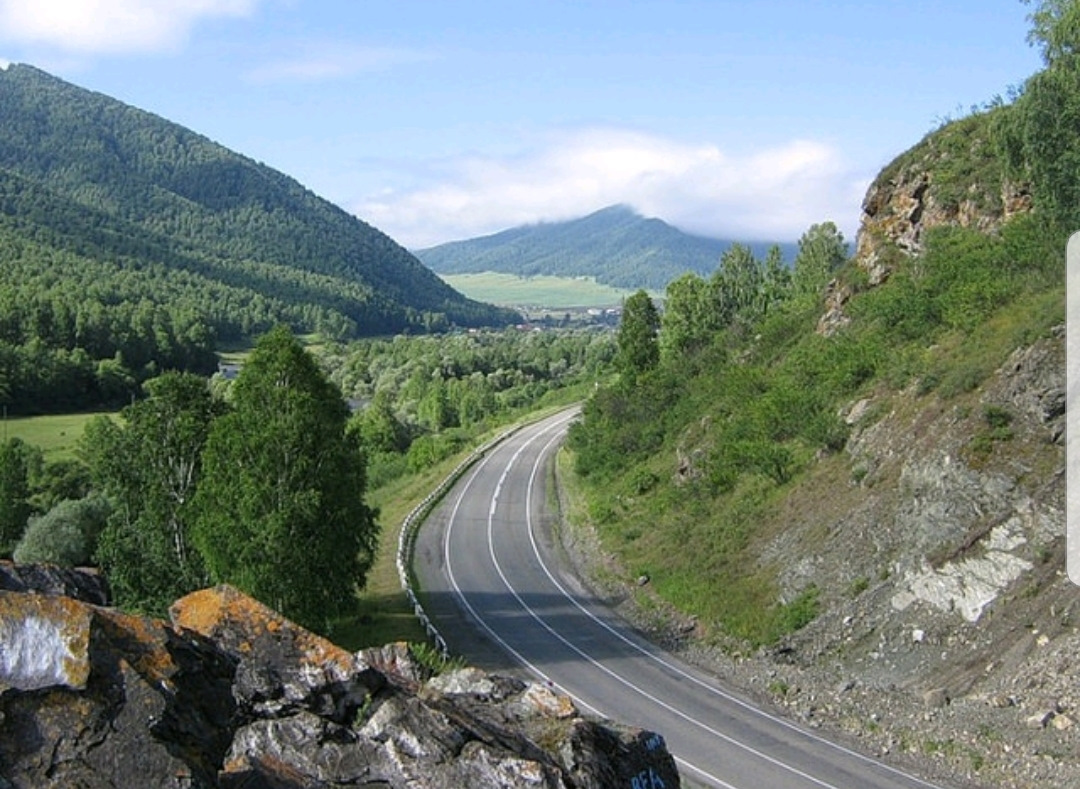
[245, 44, 433, 84]
[354, 129, 869, 249]
[0, 0, 259, 54]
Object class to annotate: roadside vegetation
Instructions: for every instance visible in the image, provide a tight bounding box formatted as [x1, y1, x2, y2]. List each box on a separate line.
[566, 0, 1077, 646]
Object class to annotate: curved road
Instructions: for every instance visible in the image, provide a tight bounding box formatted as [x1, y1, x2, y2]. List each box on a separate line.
[413, 409, 950, 789]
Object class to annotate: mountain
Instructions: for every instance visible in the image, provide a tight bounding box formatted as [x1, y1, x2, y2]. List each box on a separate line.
[415, 205, 797, 291]
[0, 65, 515, 338]
[0, 64, 517, 413]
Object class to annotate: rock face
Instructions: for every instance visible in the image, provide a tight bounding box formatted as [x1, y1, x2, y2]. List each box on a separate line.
[0, 578, 680, 789]
[818, 112, 1033, 336]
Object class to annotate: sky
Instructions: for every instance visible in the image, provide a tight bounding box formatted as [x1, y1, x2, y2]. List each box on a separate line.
[0, 1, 1045, 250]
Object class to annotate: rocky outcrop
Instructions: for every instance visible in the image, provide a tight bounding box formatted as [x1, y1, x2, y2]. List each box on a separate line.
[818, 112, 1033, 336]
[0, 578, 680, 789]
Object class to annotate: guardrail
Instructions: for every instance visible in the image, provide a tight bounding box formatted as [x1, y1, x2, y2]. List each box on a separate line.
[396, 426, 520, 657]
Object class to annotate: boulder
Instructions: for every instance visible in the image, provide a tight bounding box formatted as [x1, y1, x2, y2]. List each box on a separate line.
[0, 560, 110, 605]
[0, 581, 681, 789]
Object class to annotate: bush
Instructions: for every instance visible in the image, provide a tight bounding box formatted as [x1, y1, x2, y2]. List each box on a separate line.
[13, 494, 111, 566]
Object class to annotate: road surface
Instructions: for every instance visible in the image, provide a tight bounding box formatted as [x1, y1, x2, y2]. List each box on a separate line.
[412, 409, 950, 789]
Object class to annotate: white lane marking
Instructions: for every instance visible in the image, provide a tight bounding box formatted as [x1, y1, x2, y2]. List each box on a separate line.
[521, 426, 947, 789]
[485, 426, 836, 789]
[442, 415, 740, 789]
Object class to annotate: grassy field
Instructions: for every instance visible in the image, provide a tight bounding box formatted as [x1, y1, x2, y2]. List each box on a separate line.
[2, 412, 112, 460]
[440, 272, 639, 308]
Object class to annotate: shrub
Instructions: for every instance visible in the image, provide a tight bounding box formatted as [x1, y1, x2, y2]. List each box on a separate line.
[13, 494, 111, 566]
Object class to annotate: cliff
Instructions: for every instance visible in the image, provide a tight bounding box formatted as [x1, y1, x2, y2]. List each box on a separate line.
[0, 572, 679, 789]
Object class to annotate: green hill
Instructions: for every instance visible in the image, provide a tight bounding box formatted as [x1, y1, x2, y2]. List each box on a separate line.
[416, 204, 798, 291]
[0, 64, 516, 413]
[563, 12, 1077, 782]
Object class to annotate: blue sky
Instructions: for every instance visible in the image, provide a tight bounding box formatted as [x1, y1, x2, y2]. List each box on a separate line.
[0, 1, 1044, 249]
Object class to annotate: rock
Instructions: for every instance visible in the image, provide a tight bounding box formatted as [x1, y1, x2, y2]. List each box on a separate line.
[0, 582, 681, 788]
[0, 589, 236, 788]
[922, 688, 949, 709]
[0, 592, 92, 691]
[1026, 710, 1056, 729]
[1052, 713, 1074, 731]
[170, 585, 384, 724]
[0, 561, 109, 605]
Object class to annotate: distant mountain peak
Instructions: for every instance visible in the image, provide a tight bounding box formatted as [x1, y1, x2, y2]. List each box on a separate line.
[417, 205, 795, 291]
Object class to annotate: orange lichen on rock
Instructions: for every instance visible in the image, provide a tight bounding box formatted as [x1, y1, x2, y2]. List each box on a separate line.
[170, 585, 358, 676]
[93, 607, 182, 687]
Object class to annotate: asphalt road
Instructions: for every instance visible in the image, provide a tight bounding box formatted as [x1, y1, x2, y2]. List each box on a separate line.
[412, 409, 952, 789]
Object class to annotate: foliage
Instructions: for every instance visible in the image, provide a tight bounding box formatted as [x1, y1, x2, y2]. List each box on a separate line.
[568, 183, 1063, 644]
[13, 494, 110, 566]
[322, 327, 615, 484]
[84, 372, 220, 614]
[998, 1, 1080, 230]
[0, 64, 517, 415]
[193, 327, 379, 632]
[0, 437, 34, 553]
[616, 291, 660, 380]
[792, 222, 849, 299]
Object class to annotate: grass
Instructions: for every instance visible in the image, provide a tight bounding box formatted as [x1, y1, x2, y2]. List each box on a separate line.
[440, 272, 642, 308]
[1, 412, 113, 460]
[331, 449, 472, 650]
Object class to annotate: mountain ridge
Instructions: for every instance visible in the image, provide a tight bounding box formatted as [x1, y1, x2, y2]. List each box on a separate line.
[0, 63, 516, 337]
[416, 204, 797, 291]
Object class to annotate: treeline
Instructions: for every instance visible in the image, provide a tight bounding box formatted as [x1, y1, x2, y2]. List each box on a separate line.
[0, 324, 615, 624]
[566, 1, 1076, 645]
[1, 328, 378, 632]
[0, 64, 519, 414]
[320, 327, 617, 486]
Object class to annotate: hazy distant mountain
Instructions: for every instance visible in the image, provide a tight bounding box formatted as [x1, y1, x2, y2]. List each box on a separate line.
[416, 205, 797, 291]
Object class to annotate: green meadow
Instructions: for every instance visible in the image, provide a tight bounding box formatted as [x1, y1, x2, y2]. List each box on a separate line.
[2, 412, 113, 461]
[440, 272, 640, 309]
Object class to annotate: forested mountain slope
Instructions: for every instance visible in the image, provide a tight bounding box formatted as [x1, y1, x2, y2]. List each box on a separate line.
[416, 204, 797, 290]
[0, 64, 516, 413]
[565, 7, 1077, 785]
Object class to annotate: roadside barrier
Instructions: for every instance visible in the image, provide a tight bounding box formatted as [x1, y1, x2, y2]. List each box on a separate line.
[395, 426, 520, 658]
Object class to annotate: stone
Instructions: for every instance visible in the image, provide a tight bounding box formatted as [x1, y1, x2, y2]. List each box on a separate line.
[170, 585, 384, 724]
[0, 561, 109, 605]
[922, 688, 949, 709]
[1052, 713, 1074, 731]
[0, 592, 92, 691]
[0, 581, 681, 788]
[1026, 710, 1055, 729]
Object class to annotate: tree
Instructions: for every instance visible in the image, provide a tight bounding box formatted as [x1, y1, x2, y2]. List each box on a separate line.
[792, 222, 848, 299]
[995, 1, 1080, 230]
[84, 372, 219, 614]
[616, 290, 660, 381]
[193, 326, 379, 632]
[0, 437, 34, 554]
[660, 273, 712, 360]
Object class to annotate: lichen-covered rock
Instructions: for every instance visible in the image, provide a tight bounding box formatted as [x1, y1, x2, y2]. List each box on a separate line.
[1, 581, 681, 789]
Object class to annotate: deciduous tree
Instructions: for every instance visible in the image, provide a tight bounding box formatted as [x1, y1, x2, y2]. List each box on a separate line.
[85, 372, 219, 614]
[193, 326, 379, 632]
[616, 290, 660, 382]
